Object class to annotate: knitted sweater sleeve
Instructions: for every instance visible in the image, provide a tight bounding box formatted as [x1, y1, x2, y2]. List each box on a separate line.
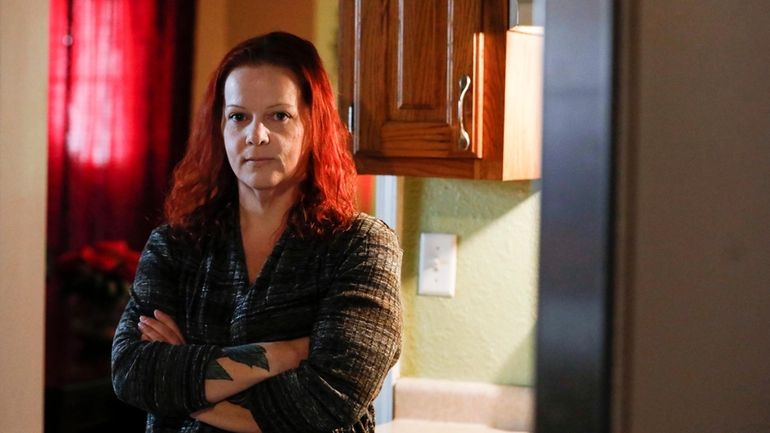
[246, 217, 403, 432]
[111, 226, 220, 416]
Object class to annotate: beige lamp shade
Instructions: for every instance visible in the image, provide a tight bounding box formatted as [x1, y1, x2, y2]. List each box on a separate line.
[504, 25, 544, 180]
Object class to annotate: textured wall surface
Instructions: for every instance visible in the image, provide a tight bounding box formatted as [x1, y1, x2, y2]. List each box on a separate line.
[0, 0, 48, 431]
[399, 178, 540, 386]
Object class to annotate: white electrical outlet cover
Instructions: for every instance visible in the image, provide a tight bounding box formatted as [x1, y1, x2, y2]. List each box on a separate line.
[418, 233, 457, 297]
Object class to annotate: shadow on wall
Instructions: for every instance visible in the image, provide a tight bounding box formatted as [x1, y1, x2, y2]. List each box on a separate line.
[401, 178, 540, 240]
[498, 324, 536, 385]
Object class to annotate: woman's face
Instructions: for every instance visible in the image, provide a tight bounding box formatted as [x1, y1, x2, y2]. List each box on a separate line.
[222, 64, 306, 196]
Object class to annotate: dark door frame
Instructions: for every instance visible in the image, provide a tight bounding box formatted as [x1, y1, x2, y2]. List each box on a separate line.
[536, 0, 615, 432]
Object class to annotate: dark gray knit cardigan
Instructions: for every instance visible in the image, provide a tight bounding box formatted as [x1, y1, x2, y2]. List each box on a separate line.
[111, 213, 402, 433]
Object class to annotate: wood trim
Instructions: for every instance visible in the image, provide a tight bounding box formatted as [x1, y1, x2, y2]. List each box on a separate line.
[476, 0, 507, 179]
[611, 1, 639, 432]
[338, 0, 355, 137]
[355, 155, 478, 179]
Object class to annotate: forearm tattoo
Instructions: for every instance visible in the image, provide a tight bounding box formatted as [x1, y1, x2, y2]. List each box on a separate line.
[226, 391, 251, 410]
[205, 361, 233, 380]
[205, 344, 270, 380]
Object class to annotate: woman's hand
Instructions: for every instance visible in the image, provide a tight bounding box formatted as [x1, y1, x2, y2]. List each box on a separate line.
[138, 309, 186, 345]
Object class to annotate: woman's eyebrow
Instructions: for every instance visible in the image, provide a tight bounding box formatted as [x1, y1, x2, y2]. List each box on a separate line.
[265, 102, 296, 110]
[224, 103, 296, 110]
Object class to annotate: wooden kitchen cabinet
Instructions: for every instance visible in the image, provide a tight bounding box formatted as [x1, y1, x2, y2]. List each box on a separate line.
[339, 0, 540, 180]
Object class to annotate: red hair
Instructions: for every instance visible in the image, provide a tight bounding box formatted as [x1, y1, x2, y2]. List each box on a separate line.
[164, 32, 357, 241]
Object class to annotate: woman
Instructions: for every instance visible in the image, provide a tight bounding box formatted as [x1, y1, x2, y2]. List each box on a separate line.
[111, 32, 402, 433]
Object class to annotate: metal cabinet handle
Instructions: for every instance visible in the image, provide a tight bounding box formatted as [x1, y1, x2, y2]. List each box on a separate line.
[347, 104, 354, 133]
[458, 74, 471, 150]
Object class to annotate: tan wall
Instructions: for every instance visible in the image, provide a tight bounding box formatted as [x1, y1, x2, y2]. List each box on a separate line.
[615, 1, 770, 432]
[192, 0, 318, 113]
[313, 0, 340, 91]
[0, 0, 49, 431]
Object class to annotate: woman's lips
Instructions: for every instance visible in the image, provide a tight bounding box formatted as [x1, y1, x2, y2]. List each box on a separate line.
[244, 157, 273, 166]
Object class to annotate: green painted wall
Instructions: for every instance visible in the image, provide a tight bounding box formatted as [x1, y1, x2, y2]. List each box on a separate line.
[398, 178, 540, 386]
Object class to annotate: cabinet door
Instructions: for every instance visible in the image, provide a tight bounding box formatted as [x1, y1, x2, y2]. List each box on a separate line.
[340, 0, 508, 179]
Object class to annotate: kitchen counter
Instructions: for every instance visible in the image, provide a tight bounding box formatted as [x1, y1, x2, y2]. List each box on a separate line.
[377, 419, 526, 433]
[388, 377, 533, 432]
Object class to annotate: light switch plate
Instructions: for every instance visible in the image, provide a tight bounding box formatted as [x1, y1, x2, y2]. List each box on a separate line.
[418, 233, 457, 297]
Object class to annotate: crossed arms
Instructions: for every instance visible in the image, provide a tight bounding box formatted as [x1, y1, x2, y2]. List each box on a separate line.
[111, 220, 403, 432]
[138, 309, 308, 433]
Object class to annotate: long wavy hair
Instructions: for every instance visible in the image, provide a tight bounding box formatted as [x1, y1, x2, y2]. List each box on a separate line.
[164, 32, 357, 242]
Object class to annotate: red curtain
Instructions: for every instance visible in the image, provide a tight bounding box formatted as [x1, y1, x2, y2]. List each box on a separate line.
[48, 0, 193, 255]
[47, 0, 195, 386]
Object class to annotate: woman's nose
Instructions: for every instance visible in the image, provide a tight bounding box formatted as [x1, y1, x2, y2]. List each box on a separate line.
[246, 121, 269, 146]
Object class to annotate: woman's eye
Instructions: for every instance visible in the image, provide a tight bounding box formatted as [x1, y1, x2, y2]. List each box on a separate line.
[228, 113, 245, 122]
[273, 112, 291, 122]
